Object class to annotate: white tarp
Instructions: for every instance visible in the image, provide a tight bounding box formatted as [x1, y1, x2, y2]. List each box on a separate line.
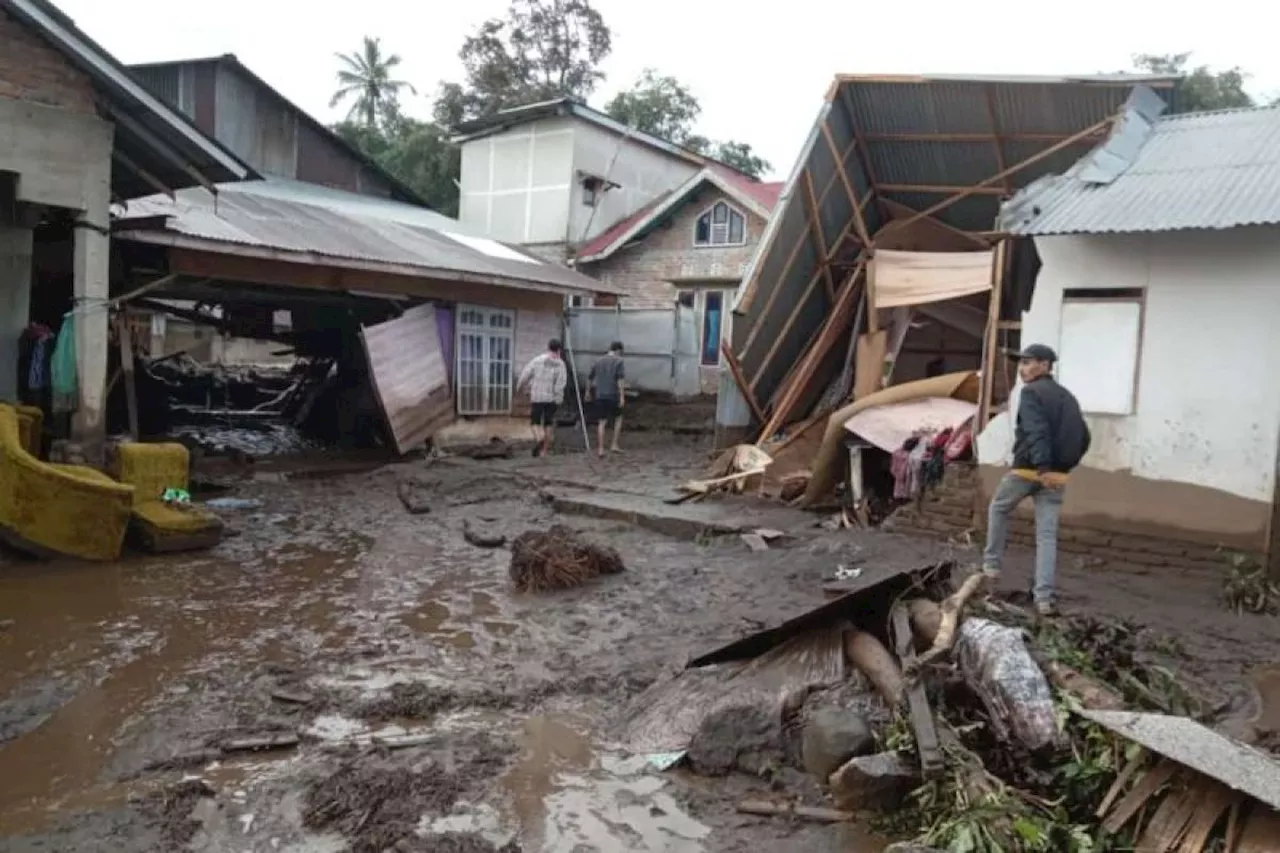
[843, 396, 977, 452]
[871, 249, 994, 308]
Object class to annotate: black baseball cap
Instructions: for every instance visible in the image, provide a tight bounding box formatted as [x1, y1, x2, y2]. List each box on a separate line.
[1013, 343, 1057, 363]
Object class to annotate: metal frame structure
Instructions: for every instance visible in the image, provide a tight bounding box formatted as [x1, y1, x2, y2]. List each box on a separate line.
[726, 73, 1178, 441]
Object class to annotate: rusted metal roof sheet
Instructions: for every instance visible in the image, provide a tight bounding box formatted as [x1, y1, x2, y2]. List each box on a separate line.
[731, 73, 1177, 418]
[1003, 103, 1280, 235]
[116, 179, 617, 296]
[361, 304, 453, 454]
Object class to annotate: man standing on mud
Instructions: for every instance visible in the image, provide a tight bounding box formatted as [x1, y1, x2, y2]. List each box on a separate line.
[588, 341, 626, 458]
[517, 338, 567, 458]
[981, 344, 1090, 616]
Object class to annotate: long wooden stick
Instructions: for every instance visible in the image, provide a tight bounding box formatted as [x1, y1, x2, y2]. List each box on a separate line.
[888, 115, 1115, 234]
[720, 341, 764, 424]
[820, 123, 873, 251]
[977, 239, 1009, 430]
[802, 169, 836, 301]
[909, 572, 987, 671]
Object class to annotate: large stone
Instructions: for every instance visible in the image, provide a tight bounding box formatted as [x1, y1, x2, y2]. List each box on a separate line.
[801, 708, 875, 780]
[686, 704, 782, 777]
[828, 751, 918, 810]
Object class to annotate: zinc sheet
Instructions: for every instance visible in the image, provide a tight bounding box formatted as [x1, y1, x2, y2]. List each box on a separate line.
[360, 304, 454, 455]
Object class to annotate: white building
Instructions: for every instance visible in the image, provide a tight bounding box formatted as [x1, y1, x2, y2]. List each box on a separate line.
[981, 97, 1280, 561]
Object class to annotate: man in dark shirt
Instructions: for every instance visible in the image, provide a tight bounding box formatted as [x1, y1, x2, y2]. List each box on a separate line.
[982, 344, 1091, 616]
[588, 341, 626, 458]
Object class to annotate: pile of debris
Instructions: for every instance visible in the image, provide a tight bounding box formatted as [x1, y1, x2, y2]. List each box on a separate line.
[622, 567, 1280, 852]
[508, 525, 625, 592]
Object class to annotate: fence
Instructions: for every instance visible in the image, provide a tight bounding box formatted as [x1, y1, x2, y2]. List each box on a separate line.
[564, 305, 701, 398]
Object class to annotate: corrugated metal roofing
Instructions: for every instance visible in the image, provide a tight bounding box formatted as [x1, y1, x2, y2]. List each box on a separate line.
[115, 179, 616, 296]
[1002, 104, 1280, 235]
[730, 73, 1177, 418]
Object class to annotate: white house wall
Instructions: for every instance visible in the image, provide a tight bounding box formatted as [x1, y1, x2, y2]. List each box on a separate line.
[567, 123, 700, 247]
[458, 117, 576, 245]
[977, 226, 1280, 552]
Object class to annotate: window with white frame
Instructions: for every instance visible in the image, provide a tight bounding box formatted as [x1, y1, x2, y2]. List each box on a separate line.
[1056, 288, 1144, 415]
[694, 201, 746, 247]
[456, 305, 516, 415]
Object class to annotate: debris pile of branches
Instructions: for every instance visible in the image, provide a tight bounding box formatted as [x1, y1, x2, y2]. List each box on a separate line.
[509, 525, 625, 592]
[1221, 552, 1280, 616]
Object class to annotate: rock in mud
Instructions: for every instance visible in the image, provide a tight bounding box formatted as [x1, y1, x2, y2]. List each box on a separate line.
[828, 751, 918, 810]
[687, 704, 783, 777]
[397, 479, 433, 514]
[801, 708, 875, 780]
[463, 520, 506, 549]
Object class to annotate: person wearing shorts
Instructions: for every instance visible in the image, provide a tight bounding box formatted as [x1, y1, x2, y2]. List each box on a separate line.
[516, 338, 567, 457]
[588, 341, 626, 457]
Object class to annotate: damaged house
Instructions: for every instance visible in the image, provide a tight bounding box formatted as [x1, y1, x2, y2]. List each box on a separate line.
[982, 93, 1280, 569]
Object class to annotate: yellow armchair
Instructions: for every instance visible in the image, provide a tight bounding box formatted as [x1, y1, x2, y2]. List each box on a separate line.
[0, 404, 134, 561]
[113, 441, 224, 553]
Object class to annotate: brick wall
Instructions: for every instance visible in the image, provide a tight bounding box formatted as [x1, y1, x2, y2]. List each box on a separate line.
[885, 463, 1246, 570]
[0, 9, 97, 114]
[581, 187, 768, 308]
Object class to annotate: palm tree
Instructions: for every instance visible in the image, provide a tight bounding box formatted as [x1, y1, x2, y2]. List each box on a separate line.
[330, 36, 416, 128]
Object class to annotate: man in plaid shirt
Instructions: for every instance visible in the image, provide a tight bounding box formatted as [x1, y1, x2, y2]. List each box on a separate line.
[517, 338, 567, 457]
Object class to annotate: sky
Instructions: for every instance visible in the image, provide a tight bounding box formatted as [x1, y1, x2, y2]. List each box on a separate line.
[54, 0, 1279, 181]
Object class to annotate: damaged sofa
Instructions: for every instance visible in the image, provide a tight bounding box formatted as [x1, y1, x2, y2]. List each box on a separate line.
[112, 441, 223, 553]
[0, 403, 135, 560]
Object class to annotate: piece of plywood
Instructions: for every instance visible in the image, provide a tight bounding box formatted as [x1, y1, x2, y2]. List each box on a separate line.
[361, 304, 454, 454]
[870, 249, 995, 308]
[852, 331, 888, 400]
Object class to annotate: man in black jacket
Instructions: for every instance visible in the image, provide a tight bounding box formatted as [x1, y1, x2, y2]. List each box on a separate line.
[982, 344, 1091, 616]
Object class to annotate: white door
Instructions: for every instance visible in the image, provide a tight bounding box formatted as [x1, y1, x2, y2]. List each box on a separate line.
[456, 305, 515, 415]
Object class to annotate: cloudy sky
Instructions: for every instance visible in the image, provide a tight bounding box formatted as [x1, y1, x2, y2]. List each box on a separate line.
[55, 0, 1276, 180]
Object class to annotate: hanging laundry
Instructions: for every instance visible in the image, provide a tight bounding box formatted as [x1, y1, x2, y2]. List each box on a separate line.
[50, 312, 78, 414]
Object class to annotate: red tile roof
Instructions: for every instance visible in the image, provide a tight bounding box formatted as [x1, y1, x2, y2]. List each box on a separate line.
[575, 171, 784, 261]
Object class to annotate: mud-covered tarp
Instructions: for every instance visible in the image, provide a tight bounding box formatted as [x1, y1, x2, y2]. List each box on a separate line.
[619, 628, 846, 755]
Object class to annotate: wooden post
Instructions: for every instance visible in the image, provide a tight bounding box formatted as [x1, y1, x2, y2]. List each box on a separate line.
[890, 116, 1115, 233]
[802, 169, 836, 301]
[819, 123, 874, 251]
[983, 84, 1012, 196]
[977, 239, 1009, 430]
[721, 341, 765, 425]
[115, 312, 139, 441]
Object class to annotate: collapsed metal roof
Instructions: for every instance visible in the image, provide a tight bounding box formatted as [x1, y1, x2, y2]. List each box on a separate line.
[1002, 95, 1280, 236]
[114, 179, 618, 297]
[731, 73, 1177, 414]
[2, 0, 254, 199]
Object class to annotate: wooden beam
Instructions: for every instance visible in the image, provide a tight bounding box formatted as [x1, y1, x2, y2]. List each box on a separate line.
[861, 130, 1107, 144]
[746, 216, 859, 387]
[879, 198, 991, 249]
[819, 122, 874, 252]
[878, 183, 1009, 196]
[838, 85, 890, 223]
[721, 341, 765, 425]
[802, 169, 837, 301]
[112, 150, 175, 200]
[115, 313, 139, 441]
[977, 239, 1009, 430]
[890, 116, 1116, 234]
[756, 261, 865, 442]
[983, 85, 1012, 196]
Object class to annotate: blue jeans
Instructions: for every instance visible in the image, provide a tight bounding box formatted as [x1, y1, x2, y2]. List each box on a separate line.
[982, 472, 1064, 605]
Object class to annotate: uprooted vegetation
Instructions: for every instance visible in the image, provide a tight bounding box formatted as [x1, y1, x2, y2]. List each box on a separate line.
[1221, 552, 1280, 616]
[869, 599, 1238, 852]
[508, 524, 625, 592]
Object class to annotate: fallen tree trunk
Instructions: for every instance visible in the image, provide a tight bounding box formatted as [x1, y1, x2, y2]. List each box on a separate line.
[844, 630, 906, 706]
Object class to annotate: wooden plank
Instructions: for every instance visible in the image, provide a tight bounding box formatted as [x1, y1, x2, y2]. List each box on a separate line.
[861, 130, 1109, 143]
[819, 122, 873, 251]
[721, 341, 765, 424]
[976, 239, 1008, 430]
[1176, 781, 1238, 853]
[115, 313, 139, 441]
[852, 330, 888, 400]
[890, 116, 1116, 233]
[877, 183, 1008, 196]
[892, 603, 944, 776]
[983, 84, 1013, 196]
[802, 169, 837, 301]
[755, 263, 864, 442]
[879, 198, 991, 249]
[1097, 748, 1148, 818]
[1102, 759, 1180, 834]
[360, 304, 453, 454]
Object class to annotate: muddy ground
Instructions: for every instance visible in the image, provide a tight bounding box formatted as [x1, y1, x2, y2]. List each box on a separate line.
[0, 427, 1276, 852]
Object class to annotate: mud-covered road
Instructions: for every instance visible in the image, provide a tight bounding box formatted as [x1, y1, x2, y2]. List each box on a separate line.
[0, 434, 1275, 852]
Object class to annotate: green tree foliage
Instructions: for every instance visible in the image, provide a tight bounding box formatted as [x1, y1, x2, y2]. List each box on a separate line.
[334, 117, 460, 215]
[329, 36, 416, 128]
[606, 69, 772, 178]
[1132, 52, 1255, 112]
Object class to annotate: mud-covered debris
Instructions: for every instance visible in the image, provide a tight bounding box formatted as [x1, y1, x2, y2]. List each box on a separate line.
[463, 520, 506, 549]
[136, 778, 215, 849]
[303, 762, 467, 853]
[508, 525, 624, 592]
[393, 834, 523, 852]
[829, 751, 918, 811]
[801, 708, 874, 780]
[687, 704, 783, 778]
[397, 479, 433, 515]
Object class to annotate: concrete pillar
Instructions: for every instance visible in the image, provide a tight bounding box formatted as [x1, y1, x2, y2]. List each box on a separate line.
[0, 226, 34, 403]
[70, 180, 110, 457]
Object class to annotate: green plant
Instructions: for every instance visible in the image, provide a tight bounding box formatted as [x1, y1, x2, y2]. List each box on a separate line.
[1221, 551, 1279, 615]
